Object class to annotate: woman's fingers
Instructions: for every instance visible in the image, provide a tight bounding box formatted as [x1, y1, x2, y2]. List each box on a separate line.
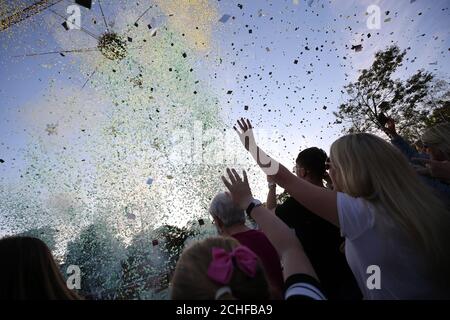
[223, 168, 247, 187]
[234, 118, 253, 135]
[241, 118, 251, 131]
[240, 118, 249, 131]
[221, 175, 232, 190]
[231, 168, 242, 182]
[226, 168, 237, 184]
[237, 119, 246, 132]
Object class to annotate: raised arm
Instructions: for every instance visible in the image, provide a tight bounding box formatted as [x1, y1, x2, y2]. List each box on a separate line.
[266, 176, 277, 211]
[383, 118, 428, 161]
[221, 169, 318, 281]
[234, 118, 339, 227]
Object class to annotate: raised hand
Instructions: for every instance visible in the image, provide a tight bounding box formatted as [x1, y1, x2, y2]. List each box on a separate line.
[233, 118, 256, 151]
[383, 118, 397, 137]
[221, 168, 254, 210]
[233, 118, 280, 175]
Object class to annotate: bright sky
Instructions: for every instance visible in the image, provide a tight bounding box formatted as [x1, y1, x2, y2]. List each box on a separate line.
[0, 0, 449, 237]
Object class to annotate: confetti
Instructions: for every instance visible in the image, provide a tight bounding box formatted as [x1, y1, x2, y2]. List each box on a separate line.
[351, 44, 363, 52]
[1, 0, 447, 301]
[219, 14, 231, 23]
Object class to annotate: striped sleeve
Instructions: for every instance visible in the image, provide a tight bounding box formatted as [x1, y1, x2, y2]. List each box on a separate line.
[284, 274, 327, 300]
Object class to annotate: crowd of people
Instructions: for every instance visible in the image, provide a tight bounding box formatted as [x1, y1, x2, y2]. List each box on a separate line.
[1, 118, 449, 300]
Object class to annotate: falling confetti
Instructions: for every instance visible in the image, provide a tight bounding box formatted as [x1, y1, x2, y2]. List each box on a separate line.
[351, 44, 363, 52]
[45, 123, 58, 135]
[219, 14, 231, 23]
[1, 0, 448, 301]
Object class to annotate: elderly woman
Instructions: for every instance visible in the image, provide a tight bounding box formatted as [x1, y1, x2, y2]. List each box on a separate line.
[209, 192, 284, 298]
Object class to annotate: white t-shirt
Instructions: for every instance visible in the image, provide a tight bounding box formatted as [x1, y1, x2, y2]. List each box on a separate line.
[337, 192, 445, 299]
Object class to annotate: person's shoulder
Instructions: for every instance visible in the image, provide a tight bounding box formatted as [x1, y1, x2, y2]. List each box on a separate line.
[337, 192, 371, 212]
[245, 229, 268, 239]
[337, 192, 376, 239]
[245, 230, 276, 246]
[233, 229, 263, 241]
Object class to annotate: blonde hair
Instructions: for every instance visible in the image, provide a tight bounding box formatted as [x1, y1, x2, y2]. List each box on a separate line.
[171, 237, 271, 300]
[421, 122, 450, 159]
[330, 133, 450, 287]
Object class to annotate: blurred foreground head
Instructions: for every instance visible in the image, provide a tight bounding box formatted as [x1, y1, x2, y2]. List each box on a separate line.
[0, 236, 80, 300]
[171, 237, 271, 300]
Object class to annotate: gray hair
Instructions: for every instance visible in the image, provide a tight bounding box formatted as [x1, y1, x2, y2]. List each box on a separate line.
[209, 192, 246, 228]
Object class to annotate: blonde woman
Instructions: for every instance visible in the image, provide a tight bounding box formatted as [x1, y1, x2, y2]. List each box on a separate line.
[234, 118, 450, 299]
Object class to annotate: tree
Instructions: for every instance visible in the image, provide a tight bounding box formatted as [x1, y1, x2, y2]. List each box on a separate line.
[423, 79, 450, 127]
[334, 45, 438, 142]
[19, 226, 58, 252]
[117, 222, 202, 300]
[63, 222, 127, 300]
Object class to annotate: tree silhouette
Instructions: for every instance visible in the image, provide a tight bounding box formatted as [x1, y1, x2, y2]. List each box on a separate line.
[334, 45, 442, 142]
[63, 222, 126, 299]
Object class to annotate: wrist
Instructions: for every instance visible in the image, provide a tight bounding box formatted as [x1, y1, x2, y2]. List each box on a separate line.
[242, 196, 255, 210]
[245, 198, 262, 218]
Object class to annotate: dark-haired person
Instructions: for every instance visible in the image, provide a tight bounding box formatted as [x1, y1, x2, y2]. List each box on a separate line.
[266, 147, 361, 299]
[0, 236, 81, 300]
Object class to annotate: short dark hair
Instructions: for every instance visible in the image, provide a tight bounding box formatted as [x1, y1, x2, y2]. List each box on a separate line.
[296, 147, 328, 179]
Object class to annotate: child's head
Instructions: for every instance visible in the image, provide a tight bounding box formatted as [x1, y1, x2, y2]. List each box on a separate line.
[171, 237, 271, 300]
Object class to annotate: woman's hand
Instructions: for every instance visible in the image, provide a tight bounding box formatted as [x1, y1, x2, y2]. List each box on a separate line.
[221, 168, 254, 210]
[233, 118, 280, 175]
[233, 118, 256, 151]
[383, 118, 397, 137]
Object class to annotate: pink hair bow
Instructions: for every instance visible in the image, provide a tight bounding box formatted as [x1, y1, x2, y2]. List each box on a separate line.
[207, 246, 258, 284]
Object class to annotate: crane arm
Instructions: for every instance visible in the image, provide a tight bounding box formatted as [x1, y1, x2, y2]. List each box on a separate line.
[0, 0, 64, 32]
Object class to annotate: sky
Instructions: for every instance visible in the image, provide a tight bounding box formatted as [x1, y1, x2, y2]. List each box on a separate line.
[0, 0, 449, 239]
